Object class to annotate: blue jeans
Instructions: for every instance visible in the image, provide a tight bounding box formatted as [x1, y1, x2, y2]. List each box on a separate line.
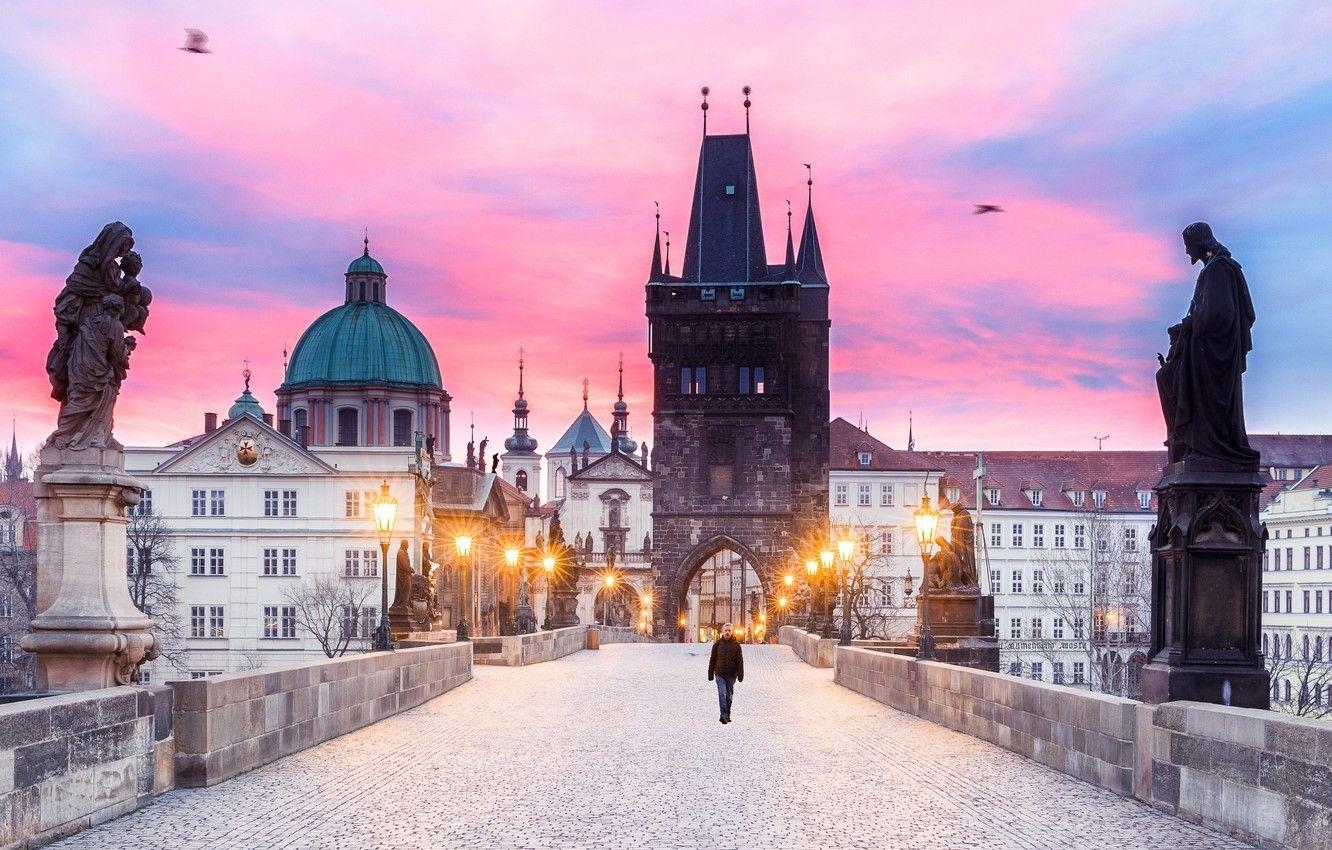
[715, 675, 736, 716]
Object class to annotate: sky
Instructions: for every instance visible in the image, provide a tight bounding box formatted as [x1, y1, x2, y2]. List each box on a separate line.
[3, 2, 1332, 459]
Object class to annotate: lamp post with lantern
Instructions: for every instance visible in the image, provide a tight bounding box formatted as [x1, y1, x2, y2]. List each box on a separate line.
[370, 480, 398, 652]
[542, 554, 556, 631]
[804, 558, 818, 631]
[602, 574, 616, 626]
[913, 492, 940, 660]
[454, 533, 473, 641]
[837, 535, 856, 646]
[819, 548, 835, 639]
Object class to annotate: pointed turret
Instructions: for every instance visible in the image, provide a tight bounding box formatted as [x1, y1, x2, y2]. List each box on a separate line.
[796, 168, 828, 286]
[649, 205, 665, 282]
[504, 350, 538, 454]
[611, 352, 637, 455]
[783, 200, 796, 279]
[681, 124, 768, 283]
[4, 419, 22, 483]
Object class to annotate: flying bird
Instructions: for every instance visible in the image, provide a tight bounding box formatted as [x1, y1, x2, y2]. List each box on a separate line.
[972, 204, 1004, 215]
[179, 28, 211, 53]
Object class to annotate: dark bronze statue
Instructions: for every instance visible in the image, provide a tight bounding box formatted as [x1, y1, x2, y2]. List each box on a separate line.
[391, 538, 412, 610]
[928, 507, 979, 592]
[1156, 222, 1259, 467]
[477, 437, 488, 471]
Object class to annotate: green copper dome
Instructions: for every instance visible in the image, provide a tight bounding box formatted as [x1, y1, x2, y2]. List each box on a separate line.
[284, 301, 442, 389]
[228, 388, 265, 420]
[347, 252, 385, 275]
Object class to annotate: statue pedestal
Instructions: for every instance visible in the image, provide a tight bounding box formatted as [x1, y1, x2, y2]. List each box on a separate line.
[552, 584, 580, 629]
[1141, 460, 1269, 709]
[21, 446, 157, 692]
[921, 589, 984, 639]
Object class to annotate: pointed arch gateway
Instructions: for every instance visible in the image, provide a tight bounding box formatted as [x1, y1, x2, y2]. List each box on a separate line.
[664, 535, 773, 642]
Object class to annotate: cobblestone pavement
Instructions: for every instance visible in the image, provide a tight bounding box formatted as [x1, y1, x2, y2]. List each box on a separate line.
[55, 644, 1250, 850]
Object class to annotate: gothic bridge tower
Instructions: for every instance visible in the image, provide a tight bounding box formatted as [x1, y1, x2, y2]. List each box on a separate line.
[646, 89, 830, 640]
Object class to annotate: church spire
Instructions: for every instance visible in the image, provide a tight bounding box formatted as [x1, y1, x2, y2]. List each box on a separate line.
[784, 199, 796, 279]
[4, 418, 21, 483]
[908, 411, 915, 452]
[797, 164, 828, 286]
[663, 231, 671, 276]
[649, 202, 664, 281]
[582, 378, 589, 411]
[611, 352, 637, 456]
[504, 349, 538, 455]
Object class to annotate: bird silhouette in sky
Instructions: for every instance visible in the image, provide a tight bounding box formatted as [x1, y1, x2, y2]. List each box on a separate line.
[179, 29, 211, 53]
[972, 204, 1004, 215]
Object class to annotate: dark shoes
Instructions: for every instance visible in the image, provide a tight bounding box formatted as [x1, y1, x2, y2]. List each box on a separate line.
[721, 715, 731, 724]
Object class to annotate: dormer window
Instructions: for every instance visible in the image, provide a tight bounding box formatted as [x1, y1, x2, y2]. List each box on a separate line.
[1029, 490, 1043, 507]
[729, 287, 745, 300]
[1070, 490, 1085, 508]
[986, 488, 1001, 506]
[725, 185, 736, 195]
[1137, 491, 1151, 510]
[857, 451, 872, 468]
[1092, 490, 1107, 509]
[700, 287, 716, 301]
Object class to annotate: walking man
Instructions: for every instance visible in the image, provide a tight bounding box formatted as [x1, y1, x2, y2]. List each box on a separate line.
[707, 622, 744, 724]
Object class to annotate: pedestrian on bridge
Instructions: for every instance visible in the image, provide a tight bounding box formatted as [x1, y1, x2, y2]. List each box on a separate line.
[707, 622, 744, 724]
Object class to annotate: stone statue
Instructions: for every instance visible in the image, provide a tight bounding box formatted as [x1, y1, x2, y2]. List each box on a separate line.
[465, 440, 475, 469]
[1156, 222, 1259, 467]
[46, 222, 137, 403]
[117, 251, 152, 334]
[425, 435, 436, 459]
[49, 294, 133, 451]
[477, 437, 488, 471]
[391, 538, 412, 610]
[491, 452, 499, 474]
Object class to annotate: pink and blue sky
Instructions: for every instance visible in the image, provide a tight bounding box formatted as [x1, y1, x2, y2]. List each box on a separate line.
[3, 2, 1332, 457]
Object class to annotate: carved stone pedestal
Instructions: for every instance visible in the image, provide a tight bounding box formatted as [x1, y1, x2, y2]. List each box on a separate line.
[21, 446, 157, 692]
[922, 589, 985, 639]
[552, 578, 580, 629]
[1141, 460, 1269, 709]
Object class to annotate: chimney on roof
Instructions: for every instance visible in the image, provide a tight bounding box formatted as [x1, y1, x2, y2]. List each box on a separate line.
[204, 412, 218, 433]
[278, 418, 291, 437]
[263, 413, 274, 427]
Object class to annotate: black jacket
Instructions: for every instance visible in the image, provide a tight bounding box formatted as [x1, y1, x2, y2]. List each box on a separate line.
[708, 636, 744, 682]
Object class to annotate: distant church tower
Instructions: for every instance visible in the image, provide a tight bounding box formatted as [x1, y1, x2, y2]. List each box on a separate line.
[4, 421, 23, 483]
[500, 352, 541, 497]
[646, 89, 830, 639]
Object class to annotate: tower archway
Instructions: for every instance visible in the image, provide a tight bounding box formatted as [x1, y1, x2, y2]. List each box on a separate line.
[664, 535, 772, 642]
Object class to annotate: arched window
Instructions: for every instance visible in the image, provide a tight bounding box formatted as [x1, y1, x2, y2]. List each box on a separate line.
[1303, 634, 1311, 660]
[515, 470, 528, 492]
[292, 408, 308, 443]
[609, 504, 622, 528]
[337, 407, 359, 446]
[1284, 680, 1292, 702]
[1285, 633, 1293, 659]
[1317, 636, 1324, 661]
[554, 467, 566, 499]
[392, 409, 413, 447]
[1262, 633, 1269, 657]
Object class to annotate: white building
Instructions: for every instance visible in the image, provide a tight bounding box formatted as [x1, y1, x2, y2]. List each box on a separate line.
[1260, 466, 1332, 714]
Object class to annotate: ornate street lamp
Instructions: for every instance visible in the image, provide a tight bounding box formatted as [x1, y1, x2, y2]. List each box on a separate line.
[837, 535, 856, 646]
[455, 533, 473, 641]
[504, 547, 520, 568]
[913, 492, 940, 660]
[542, 554, 556, 631]
[370, 480, 397, 652]
[602, 574, 616, 626]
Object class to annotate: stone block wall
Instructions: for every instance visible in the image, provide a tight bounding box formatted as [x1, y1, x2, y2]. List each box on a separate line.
[778, 626, 835, 668]
[0, 686, 173, 850]
[834, 645, 1332, 849]
[473, 625, 651, 667]
[172, 642, 472, 787]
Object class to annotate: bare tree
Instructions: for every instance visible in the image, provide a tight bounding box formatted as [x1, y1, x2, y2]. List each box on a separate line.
[0, 538, 36, 692]
[1268, 645, 1332, 719]
[830, 520, 916, 641]
[125, 510, 188, 672]
[282, 574, 375, 658]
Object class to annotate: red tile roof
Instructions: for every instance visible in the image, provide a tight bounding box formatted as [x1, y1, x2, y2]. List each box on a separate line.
[829, 417, 941, 472]
[919, 450, 1167, 514]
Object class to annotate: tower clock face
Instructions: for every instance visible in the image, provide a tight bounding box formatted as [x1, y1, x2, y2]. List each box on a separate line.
[236, 437, 259, 466]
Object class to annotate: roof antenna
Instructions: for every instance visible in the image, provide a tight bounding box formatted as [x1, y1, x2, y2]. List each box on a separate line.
[700, 85, 709, 136]
[743, 85, 752, 134]
[663, 230, 671, 276]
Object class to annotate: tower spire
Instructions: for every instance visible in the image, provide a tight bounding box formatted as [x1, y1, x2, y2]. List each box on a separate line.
[4, 417, 20, 483]
[700, 85, 709, 136]
[908, 411, 915, 452]
[611, 351, 636, 456]
[796, 162, 828, 285]
[582, 378, 589, 411]
[784, 199, 795, 279]
[649, 202, 663, 281]
[504, 348, 538, 456]
[363, 228, 370, 256]
[517, 347, 525, 399]
[617, 352, 625, 402]
[663, 231, 671, 276]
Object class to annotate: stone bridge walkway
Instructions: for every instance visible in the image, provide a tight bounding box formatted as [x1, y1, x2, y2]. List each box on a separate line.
[54, 645, 1248, 850]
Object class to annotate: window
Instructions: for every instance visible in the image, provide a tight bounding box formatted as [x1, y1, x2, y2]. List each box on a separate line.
[191, 489, 206, 516]
[345, 490, 361, 518]
[880, 484, 893, 507]
[516, 469, 528, 492]
[1032, 569, 1045, 594]
[342, 606, 377, 639]
[344, 549, 379, 577]
[1073, 617, 1085, 639]
[1286, 590, 1293, 613]
[1072, 662, 1086, 684]
[1074, 524, 1087, 549]
[1029, 489, 1043, 507]
[1008, 662, 1022, 677]
[1274, 548, 1282, 570]
[729, 287, 745, 300]
[1010, 618, 1022, 639]
[1304, 590, 1311, 613]
[1138, 491, 1151, 510]
[1320, 547, 1326, 570]
[1053, 524, 1066, 548]
[700, 287, 716, 301]
[1053, 662, 1066, 684]
[264, 605, 297, 639]
[739, 366, 766, 394]
[0, 636, 10, 664]
[1030, 662, 1043, 681]
[857, 451, 872, 468]
[282, 490, 297, 517]
[190, 548, 205, 575]
[0, 593, 9, 618]
[190, 606, 205, 638]
[208, 606, 225, 638]
[1124, 527, 1138, 552]
[1287, 547, 1293, 570]
[905, 484, 920, 506]
[834, 484, 848, 506]
[208, 549, 224, 575]
[858, 484, 871, 507]
[990, 523, 1002, 548]
[1305, 547, 1312, 569]
[1073, 573, 1086, 596]
[129, 489, 154, 517]
[1092, 490, 1106, 509]
[264, 490, 279, 517]
[986, 488, 1000, 506]
[554, 467, 566, 499]
[209, 490, 225, 516]
[880, 528, 895, 556]
[393, 409, 414, 447]
[1011, 570, 1023, 594]
[1070, 490, 1085, 508]
[262, 548, 297, 577]
[1318, 592, 1325, 614]
[680, 366, 707, 395]
[1052, 573, 1066, 594]
[1053, 617, 1065, 639]
[1032, 524, 1045, 548]
[1011, 524, 1023, 548]
[337, 407, 359, 446]
[292, 408, 308, 442]
[1263, 592, 1269, 613]
[989, 569, 1001, 595]
[1032, 617, 1043, 638]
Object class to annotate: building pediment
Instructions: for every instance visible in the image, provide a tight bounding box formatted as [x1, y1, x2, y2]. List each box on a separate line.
[154, 414, 335, 476]
[571, 453, 652, 482]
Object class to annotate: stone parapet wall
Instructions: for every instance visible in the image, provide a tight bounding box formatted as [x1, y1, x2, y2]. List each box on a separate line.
[778, 626, 835, 668]
[172, 642, 472, 788]
[835, 645, 1332, 849]
[473, 626, 651, 667]
[0, 686, 174, 850]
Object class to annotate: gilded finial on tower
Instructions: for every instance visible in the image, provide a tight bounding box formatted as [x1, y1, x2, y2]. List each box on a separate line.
[700, 85, 710, 135]
[582, 377, 589, 411]
[663, 230, 671, 276]
[363, 228, 370, 256]
[804, 162, 813, 202]
[617, 351, 625, 402]
[518, 347, 525, 399]
[743, 85, 752, 133]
